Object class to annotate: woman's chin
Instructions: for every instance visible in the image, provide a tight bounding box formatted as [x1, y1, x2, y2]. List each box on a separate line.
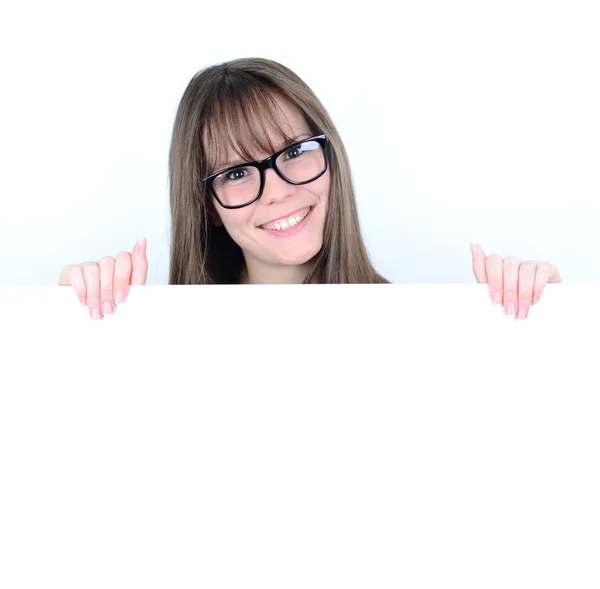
[275, 240, 323, 266]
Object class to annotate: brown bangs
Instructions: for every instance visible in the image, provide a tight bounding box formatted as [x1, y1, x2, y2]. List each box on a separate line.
[202, 81, 300, 177]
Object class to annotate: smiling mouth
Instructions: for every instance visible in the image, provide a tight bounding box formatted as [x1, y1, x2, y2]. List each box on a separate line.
[259, 206, 312, 231]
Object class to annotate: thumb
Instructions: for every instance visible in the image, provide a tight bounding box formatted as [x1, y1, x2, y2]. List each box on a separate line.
[130, 237, 149, 285]
[470, 242, 488, 283]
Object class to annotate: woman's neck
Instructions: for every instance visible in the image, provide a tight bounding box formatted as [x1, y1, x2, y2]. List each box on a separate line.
[240, 256, 314, 285]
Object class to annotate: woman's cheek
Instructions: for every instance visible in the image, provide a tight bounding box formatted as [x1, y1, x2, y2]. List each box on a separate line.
[223, 213, 257, 248]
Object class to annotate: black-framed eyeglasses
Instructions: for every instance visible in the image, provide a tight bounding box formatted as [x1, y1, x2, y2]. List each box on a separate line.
[201, 134, 329, 209]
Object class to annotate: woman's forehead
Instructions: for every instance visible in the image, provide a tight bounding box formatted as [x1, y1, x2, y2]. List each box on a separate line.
[222, 127, 309, 162]
[205, 96, 311, 169]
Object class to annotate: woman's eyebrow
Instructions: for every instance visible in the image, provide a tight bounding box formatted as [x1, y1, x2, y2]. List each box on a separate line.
[217, 134, 309, 170]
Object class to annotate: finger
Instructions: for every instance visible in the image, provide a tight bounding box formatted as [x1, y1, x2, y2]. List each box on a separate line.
[71, 266, 89, 306]
[99, 256, 116, 315]
[82, 262, 102, 320]
[516, 261, 537, 320]
[58, 265, 86, 305]
[58, 265, 74, 286]
[470, 243, 488, 283]
[130, 237, 148, 285]
[485, 253, 504, 305]
[502, 257, 521, 316]
[532, 262, 561, 304]
[547, 263, 562, 283]
[114, 251, 133, 303]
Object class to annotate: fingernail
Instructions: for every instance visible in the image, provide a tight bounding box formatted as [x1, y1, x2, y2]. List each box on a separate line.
[494, 292, 502, 304]
[517, 307, 528, 320]
[470, 243, 476, 257]
[506, 302, 516, 315]
[116, 290, 124, 303]
[137, 237, 146, 254]
[92, 308, 100, 320]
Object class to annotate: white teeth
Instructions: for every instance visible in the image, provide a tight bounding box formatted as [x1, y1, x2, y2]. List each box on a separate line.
[262, 207, 311, 231]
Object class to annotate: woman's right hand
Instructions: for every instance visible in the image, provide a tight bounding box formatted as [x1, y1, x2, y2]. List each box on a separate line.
[58, 237, 148, 320]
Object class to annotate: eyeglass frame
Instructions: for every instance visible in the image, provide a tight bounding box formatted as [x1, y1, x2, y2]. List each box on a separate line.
[201, 134, 329, 209]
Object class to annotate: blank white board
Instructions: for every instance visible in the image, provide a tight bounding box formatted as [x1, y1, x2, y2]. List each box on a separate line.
[1, 284, 599, 588]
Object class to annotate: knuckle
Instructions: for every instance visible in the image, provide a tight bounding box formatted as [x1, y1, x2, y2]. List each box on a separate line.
[99, 256, 115, 266]
[82, 262, 100, 278]
[519, 262, 536, 273]
[60, 265, 77, 286]
[539, 262, 556, 274]
[114, 255, 133, 279]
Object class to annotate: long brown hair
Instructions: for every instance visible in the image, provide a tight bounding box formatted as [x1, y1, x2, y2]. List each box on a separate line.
[168, 57, 389, 284]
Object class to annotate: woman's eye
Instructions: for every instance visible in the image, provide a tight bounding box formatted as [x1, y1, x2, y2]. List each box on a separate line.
[285, 147, 302, 160]
[225, 168, 247, 182]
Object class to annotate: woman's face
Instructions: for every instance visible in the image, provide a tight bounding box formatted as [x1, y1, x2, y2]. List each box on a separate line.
[211, 94, 330, 272]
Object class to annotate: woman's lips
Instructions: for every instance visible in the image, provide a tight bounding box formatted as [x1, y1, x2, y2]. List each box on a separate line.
[259, 206, 314, 237]
[258, 206, 312, 228]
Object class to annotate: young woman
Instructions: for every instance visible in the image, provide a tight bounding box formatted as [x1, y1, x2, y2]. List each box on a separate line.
[58, 57, 562, 320]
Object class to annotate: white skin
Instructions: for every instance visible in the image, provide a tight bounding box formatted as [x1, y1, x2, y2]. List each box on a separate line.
[211, 94, 331, 284]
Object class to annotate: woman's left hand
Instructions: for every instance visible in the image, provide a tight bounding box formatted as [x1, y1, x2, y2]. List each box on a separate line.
[470, 242, 562, 320]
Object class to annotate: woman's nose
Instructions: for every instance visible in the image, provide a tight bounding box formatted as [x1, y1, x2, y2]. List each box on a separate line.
[260, 168, 296, 204]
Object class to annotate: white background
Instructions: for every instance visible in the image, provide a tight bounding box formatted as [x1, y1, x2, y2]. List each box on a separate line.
[1, 283, 599, 588]
[0, 0, 598, 285]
